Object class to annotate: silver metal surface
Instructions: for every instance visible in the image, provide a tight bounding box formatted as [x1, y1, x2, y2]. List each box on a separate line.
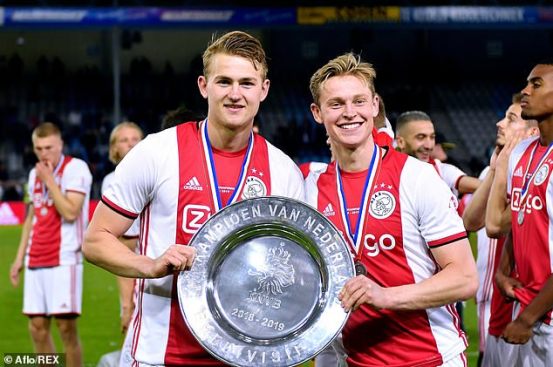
[178, 196, 354, 367]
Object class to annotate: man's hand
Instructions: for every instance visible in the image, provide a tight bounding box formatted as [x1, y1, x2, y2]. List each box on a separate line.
[35, 161, 55, 184]
[502, 318, 533, 344]
[147, 245, 196, 278]
[9, 258, 23, 287]
[339, 276, 389, 312]
[495, 271, 522, 300]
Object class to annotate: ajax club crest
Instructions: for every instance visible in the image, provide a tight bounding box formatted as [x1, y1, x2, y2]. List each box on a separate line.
[534, 164, 550, 186]
[369, 191, 396, 219]
[242, 176, 267, 199]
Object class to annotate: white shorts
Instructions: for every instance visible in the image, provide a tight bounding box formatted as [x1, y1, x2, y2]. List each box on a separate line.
[439, 352, 468, 367]
[482, 334, 519, 367]
[517, 322, 553, 367]
[23, 264, 83, 316]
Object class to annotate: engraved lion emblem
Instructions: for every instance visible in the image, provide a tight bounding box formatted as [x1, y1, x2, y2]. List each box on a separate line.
[248, 243, 295, 295]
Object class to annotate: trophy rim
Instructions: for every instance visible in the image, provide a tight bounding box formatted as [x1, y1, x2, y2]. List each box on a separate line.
[177, 196, 354, 367]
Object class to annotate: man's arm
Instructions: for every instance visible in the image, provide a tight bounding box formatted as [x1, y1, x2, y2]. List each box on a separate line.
[117, 236, 138, 334]
[494, 232, 520, 300]
[463, 167, 494, 231]
[9, 204, 33, 286]
[339, 238, 478, 311]
[457, 175, 481, 195]
[502, 275, 553, 344]
[36, 161, 85, 222]
[83, 202, 196, 278]
[486, 136, 521, 237]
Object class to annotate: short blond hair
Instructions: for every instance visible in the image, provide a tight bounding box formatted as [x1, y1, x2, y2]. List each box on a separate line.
[109, 122, 143, 164]
[32, 122, 61, 140]
[310, 53, 376, 105]
[202, 31, 268, 79]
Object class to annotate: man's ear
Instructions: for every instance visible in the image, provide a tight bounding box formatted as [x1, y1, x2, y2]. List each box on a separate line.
[259, 79, 270, 102]
[310, 103, 324, 125]
[197, 76, 208, 99]
[396, 136, 405, 151]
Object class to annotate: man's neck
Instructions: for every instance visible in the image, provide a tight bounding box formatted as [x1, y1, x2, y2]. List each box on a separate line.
[334, 140, 376, 172]
[539, 118, 553, 146]
[206, 120, 252, 152]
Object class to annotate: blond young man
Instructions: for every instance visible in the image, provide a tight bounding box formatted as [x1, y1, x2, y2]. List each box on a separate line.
[84, 31, 304, 366]
[305, 53, 477, 366]
[101, 121, 143, 335]
[10, 122, 92, 367]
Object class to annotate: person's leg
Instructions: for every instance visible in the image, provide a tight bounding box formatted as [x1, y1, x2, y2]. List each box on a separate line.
[55, 317, 82, 367]
[28, 316, 55, 353]
[49, 264, 83, 367]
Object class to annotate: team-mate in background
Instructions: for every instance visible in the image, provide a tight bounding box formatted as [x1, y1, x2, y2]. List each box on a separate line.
[9, 122, 92, 367]
[395, 110, 481, 196]
[462, 93, 538, 367]
[101, 121, 144, 335]
[489, 61, 553, 367]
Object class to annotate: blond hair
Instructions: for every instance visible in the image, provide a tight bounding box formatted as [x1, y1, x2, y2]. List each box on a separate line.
[202, 31, 268, 79]
[32, 122, 61, 140]
[310, 52, 376, 105]
[109, 122, 143, 164]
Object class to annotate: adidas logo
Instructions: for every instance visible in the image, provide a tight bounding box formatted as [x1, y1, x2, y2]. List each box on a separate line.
[323, 203, 335, 216]
[0, 203, 20, 225]
[514, 167, 523, 178]
[183, 177, 203, 191]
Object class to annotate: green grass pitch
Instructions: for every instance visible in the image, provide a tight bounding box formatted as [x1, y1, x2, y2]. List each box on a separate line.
[0, 225, 479, 366]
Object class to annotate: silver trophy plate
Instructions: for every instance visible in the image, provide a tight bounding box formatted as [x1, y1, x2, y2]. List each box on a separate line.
[177, 196, 354, 367]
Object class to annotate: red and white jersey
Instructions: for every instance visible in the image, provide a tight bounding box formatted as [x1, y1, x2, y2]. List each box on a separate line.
[305, 148, 467, 367]
[299, 161, 328, 179]
[508, 136, 553, 324]
[474, 166, 496, 304]
[469, 166, 513, 339]
[26, 155, 92, 268]
[430, 158, 466, 196]
[101, 172, 140, 238]
[103, 121, 304, 366]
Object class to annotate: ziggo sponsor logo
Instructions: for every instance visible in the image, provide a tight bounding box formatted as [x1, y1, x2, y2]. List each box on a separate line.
[510, 188, 544, 214]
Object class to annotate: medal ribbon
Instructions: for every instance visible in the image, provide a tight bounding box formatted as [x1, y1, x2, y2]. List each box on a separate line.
[336, 145, 382, 257]
[201, 119, 254, 211]
[518, 140, 553, 213]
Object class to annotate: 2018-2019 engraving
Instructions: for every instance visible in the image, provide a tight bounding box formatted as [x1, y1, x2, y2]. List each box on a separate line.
[231, 308, 285, 331]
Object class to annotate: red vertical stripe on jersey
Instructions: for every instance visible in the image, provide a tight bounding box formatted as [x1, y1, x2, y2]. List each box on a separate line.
[165, 123, 222, 366]
[131, 205, 149, 361]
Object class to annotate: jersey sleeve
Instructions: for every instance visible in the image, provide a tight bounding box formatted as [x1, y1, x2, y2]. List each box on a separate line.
[100, 172, 114, 196]
[102, 135, 158, 219]
[267, 144, 305, 202]
[405, 159, 467, 248]
[438, 161, 467, 192]
[63, 159, 92, 196]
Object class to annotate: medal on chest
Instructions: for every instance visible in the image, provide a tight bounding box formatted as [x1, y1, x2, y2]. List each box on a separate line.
[336, 145, 382, 277]
[200, 120, 254, 211]
[516, 141, 553, 226]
